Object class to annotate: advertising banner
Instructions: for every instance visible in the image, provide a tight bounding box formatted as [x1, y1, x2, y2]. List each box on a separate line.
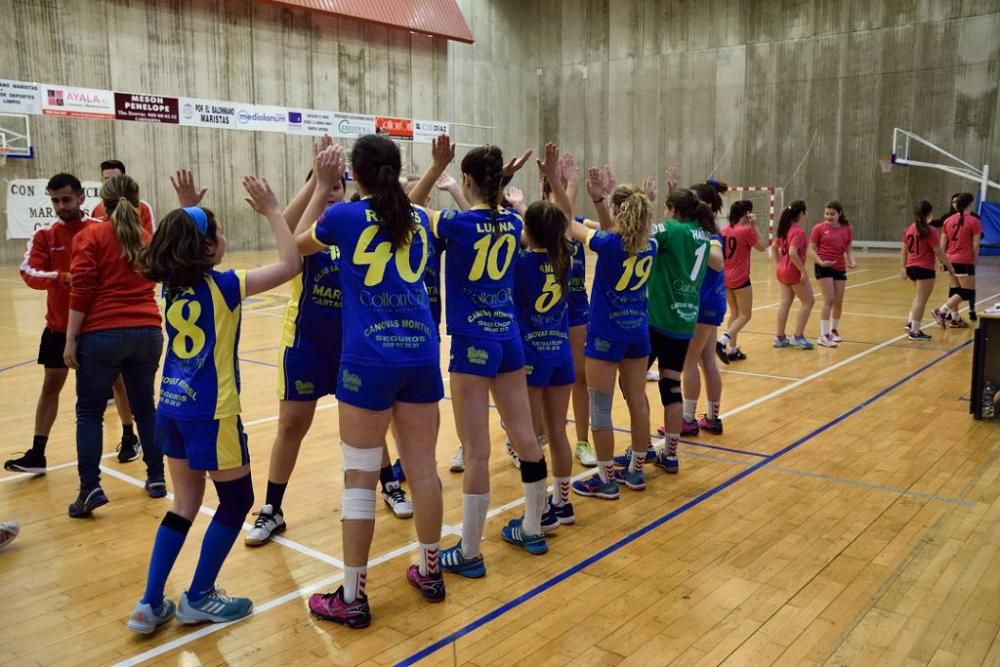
[235, 105, 289, 133]
[6, 179, 102, 240]
[0, 79, 41, 115]
[41, 85, 115, 119]
[376, 116, 414, 140]
[287, 109, 338, 135]
[178, 98, 237, 129]
[413, 120, 450, 143]
[333, 112, 376, 139]
[114, 93, 179, 124]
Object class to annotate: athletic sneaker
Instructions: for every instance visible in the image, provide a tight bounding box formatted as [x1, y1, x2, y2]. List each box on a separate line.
[645, 368, 659, 381]
[0, 520, 20, 552]
[449, 446, 465, 473]
[549, 501, 575, 525]
[504, 439, 521, 469]
[655, 451, 679, 474]
[714, 341, 731, 365]
[406, 564, 446, 602]
[127, 599, 176, 635]
[613, 466, 646, 491]
[439, 540, 486, 578]
[613, 446, 657, 468]
[571, 474, 620, 499]
[681, 418, 699, 436]
[176, 587, 253, 624]
[500, 517, 548, 554]
[908, 330, 933, 341]
[308, 586, 370, 628]
[575, 441, 597, 467]
[244, 504, 286, 546]
[790, 336, 815, 350]
[728, 348, 747, 361]
[932, 308, 948, 327]
[697, 416, 724, 435]
[68, 486, 109, 518]
[830, 329, 843, 343]
[392, 458, 405, 482]
[117, 438, 141, 463]
[540, 503, 561, 533]
[904, 321, 912, 332]
[3, 449, 46, 474]
[948, 317, 970, 328]
[145, 478, 167, 499]
[817, 334, 838, 348]
[381, 481, 413, 519]
[773, 336, 791, 348]
[970, 311, 978, 322]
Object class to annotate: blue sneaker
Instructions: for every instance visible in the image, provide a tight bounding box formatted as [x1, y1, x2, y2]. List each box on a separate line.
[176, 587, 253, 624]
[654, 452, 679, 474]
[551, 501, 575, 525]
[392, 458, 405, 482]
[613, 466, 646, 491]
[145, 478, 167, 499]
[127, 598, 176, 634]
[439, 540, 486, 578]
[571, 474, 620, 500]
[540, 504, 560, 533]
[773, 336, 791, 348]
[68, 486, 109, 518]
[613, 447, 657, 469]
[500, 518, 548, 555]
[790, 335, 815, 350]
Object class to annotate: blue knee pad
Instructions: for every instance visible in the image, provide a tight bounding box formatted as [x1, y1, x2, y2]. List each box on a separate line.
[658, 377, 682, 406]
[589, 388, 613, 430]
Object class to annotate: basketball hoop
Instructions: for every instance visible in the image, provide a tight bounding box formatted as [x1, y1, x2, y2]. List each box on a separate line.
[0, 145, 8, 167]
[879, 157, 892, 173]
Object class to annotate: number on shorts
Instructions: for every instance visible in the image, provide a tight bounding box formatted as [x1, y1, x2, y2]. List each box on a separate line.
[469, 233, 516, 281]
[535, 272, 562, 312]
[690, 243, 708, 280]
[166, 299, 206, 359]
[615, 254, 654, 291]
[353, 224, 428, 286]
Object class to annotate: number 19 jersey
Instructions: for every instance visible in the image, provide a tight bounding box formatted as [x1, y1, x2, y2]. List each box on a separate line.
[431, 205, 523, 340]
[586, 229, 657, 343]
[159, 269, 246, 421]
[647, 219, 713, 339]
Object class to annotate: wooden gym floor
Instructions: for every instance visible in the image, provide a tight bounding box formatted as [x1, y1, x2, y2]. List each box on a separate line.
[1, 250, 999, 667]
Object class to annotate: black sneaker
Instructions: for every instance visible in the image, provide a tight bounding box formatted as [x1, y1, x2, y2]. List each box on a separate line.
[117, 438, 141, 463]
[908, 330, 933, 341]
[727, 349, 747, 362]
[4, 449, 47, 474]
[68, 487, 109, 518]
[714, 341, 731, 365]
[970, 311, 978, 321]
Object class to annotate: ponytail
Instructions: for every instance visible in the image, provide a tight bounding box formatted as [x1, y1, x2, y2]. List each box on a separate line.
[954, 192, 975, 231]
[100, 175, 144, 269]
[351, 135, 416, 250]
[612, 184, 652, 255]
[461, 145, 505, 238]
[524, 201, 572, 293]
[668, 187, 717, 234]
[914, 200, 933, 238]
[777, 200, 807, 239]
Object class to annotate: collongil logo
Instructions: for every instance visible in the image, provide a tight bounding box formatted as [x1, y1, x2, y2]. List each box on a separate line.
[342, 370, 362, 391]
[294, 380, 315, 395]
[467, 347, 489, 365]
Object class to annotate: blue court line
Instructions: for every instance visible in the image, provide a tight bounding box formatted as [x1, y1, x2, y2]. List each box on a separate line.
[0, 359, 34, 374]
[394, 338, 973, 666]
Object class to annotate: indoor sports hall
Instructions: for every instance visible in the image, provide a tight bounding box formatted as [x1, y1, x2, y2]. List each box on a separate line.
[2, 2, 1000, 666]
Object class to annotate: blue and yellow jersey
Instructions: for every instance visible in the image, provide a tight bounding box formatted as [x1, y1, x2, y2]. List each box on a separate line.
[699, 234, 726, 314]
[568, 236, 588, 324]
[586, 229, 657, 343]
[281, 241, 342, 351]
[424, 233, 445, 327]
[159, 269, 247, 421]
[430, 205, 523, 339]
[310, 198, 438, 366]
[514, 248, 570, 365]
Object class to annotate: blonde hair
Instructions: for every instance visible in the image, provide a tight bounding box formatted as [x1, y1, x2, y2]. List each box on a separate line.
[612, 184, 652, 255]
[100, 175, 144, 269]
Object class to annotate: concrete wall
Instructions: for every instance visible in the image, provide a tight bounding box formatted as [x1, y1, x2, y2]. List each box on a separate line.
[522, 0, 1000, 241]
[0, 0, 540, 262]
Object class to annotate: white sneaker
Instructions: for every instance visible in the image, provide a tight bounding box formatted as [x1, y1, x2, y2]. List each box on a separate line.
[646, 369, 659, 382]
[575, 441, 598, 467]
[381, 481, 413, 519]
[449, 446, 465, 473]
[244, 504, 285, 546]
[505, 438, 521, 469]
[829, 329, 843, 343]
[0, 520, 19, 552]
[817, 334, 838, 348]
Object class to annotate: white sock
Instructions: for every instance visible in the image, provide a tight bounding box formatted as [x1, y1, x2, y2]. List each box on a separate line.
[554, 476, 571, 506]
[628, 446, 646, 473]
[831, 318, 839, 331]
[719, 331, 732, 347]
[419, 542, 440, 576]
[521, 479, 547, 535]
[708, 401, 720, 419]
[666, 434, 680, 457]
[820, 319, 830, 337]
[909, 309, 921, 330]
[597, 460, 614, 483]
[682, 399, 697, 422]
[343, 565, 367, 603]
[461, 493, 490, 558]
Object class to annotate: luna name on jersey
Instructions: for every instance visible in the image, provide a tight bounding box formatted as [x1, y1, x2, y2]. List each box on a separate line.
[476, 221, 517, 233]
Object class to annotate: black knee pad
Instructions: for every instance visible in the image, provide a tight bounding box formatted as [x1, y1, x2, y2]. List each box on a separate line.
[520, 458, 547, 484]
[658, 377, 682, 406]
[212, 474, 255, 528]
[949, 286, 960, 299]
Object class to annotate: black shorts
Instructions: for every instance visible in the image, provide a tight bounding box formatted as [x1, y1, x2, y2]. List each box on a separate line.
[730, 279, 751, 290]
[906, 266, 936, 281]
[647, 328, 690, 374]
[38, 327, 67, 369]
[952, 263, 975, 277]
[814, 265, 847, 281]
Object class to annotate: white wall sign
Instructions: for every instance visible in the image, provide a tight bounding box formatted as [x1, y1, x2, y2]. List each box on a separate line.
[41, 85, 115, 119]
[287, 109, 337, 135]
[333, 112, 376, 139]
[413, 120, 450, 143]
[0, 79, 41, 115]
[235, 105, 289, 133]
[179, 98, 237, 128]
[5, 179, 103, 240]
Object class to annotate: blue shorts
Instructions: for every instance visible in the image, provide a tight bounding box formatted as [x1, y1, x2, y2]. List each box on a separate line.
[584, 334, 651, 363]
[698, 300, 727, 327]
[526, 362, 575, 387]
[336, 361, 444, 411]
[449, 335, 525, 377]
[157, 413, 250, 472]
[568, 297, 589, 328]
[278, 341, 341, 401]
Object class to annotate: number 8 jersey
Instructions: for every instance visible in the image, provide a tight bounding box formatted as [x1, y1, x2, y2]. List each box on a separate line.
[159, 269, 247, 421]
[587, 229, 658, 342]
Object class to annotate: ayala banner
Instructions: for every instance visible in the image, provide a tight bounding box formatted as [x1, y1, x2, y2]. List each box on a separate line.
[41, 85, 115, 119]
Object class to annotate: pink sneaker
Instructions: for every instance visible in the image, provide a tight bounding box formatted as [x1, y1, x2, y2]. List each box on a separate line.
[830, 329, 843, 343]
[681, 419, 699, 436]
[406, 565, 445, 602]
[697, 416, 723, 435]
[308, 586, 371, 628]
[932, 308, 947, 327]
[656, 425, 665, 436]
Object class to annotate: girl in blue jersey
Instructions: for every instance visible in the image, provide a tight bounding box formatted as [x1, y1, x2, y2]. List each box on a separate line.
[537, 144, 656, 501]
[127, 176, 301, 634]
[408, 134, 550, 570]
[296, 135, 446, 627]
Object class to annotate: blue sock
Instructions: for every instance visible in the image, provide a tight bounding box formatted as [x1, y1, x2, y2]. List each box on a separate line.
[141, 512, 192, 608]
[188, 475, 254, 602]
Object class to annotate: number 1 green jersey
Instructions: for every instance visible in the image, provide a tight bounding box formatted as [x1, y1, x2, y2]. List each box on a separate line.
[647, 219, 713, 339]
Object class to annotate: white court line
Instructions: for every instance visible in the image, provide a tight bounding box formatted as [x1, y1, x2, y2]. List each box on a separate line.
[243, 400, 338, 428]
[100, 465, 346, 569]
[0, 452, 116, 484]
[722, 291, 1000, 419]
[837, 311, 909, 321]
[751, 273, 901, 312]
[720, 368, 801, 382]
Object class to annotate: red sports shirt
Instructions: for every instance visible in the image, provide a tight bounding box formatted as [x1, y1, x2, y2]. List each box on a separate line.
[722, 224, 758, 288]
[775, 224, 807, 286]
[903, 224, 939, 270]
[809, 222, 853, 271]
[942, 213, 981, 264]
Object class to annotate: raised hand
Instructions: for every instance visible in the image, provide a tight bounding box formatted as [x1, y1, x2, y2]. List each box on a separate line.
[431, 134, 456, 171]
[665, 165, 678, 193]
[314, 145, 345, 187]
[641, 175, 657, 202]
[536, 142, 560, 180]
[170, 168, 208, 207]
[559, 152, 579, 185]
[242, 176, 281, 216]
[586, 167, 605, 202]
[503, 148, 533, 177]
[312, 134, 333, 159]
[435, 172, 459, 191]
[504, 186, 524, 208]
[601, 164, 616, 196]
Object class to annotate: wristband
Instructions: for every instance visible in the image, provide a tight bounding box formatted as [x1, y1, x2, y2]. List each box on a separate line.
[501, 174, 514, 187]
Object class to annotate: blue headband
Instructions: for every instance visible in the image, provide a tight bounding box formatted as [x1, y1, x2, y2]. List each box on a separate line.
[182, 207, 208, 235]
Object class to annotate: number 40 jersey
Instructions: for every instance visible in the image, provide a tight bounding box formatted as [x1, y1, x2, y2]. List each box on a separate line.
[159, 270, 247, 421]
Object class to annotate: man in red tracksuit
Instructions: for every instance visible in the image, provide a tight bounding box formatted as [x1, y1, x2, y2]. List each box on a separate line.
[5, 174, 100, 474]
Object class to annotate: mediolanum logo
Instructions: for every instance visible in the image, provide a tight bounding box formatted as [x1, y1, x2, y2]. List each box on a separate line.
[238, 109, 287, 125]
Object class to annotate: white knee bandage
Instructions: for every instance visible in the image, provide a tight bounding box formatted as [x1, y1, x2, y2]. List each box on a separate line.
[342, 487, 376, 520]
[340, 442, 383, 472]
